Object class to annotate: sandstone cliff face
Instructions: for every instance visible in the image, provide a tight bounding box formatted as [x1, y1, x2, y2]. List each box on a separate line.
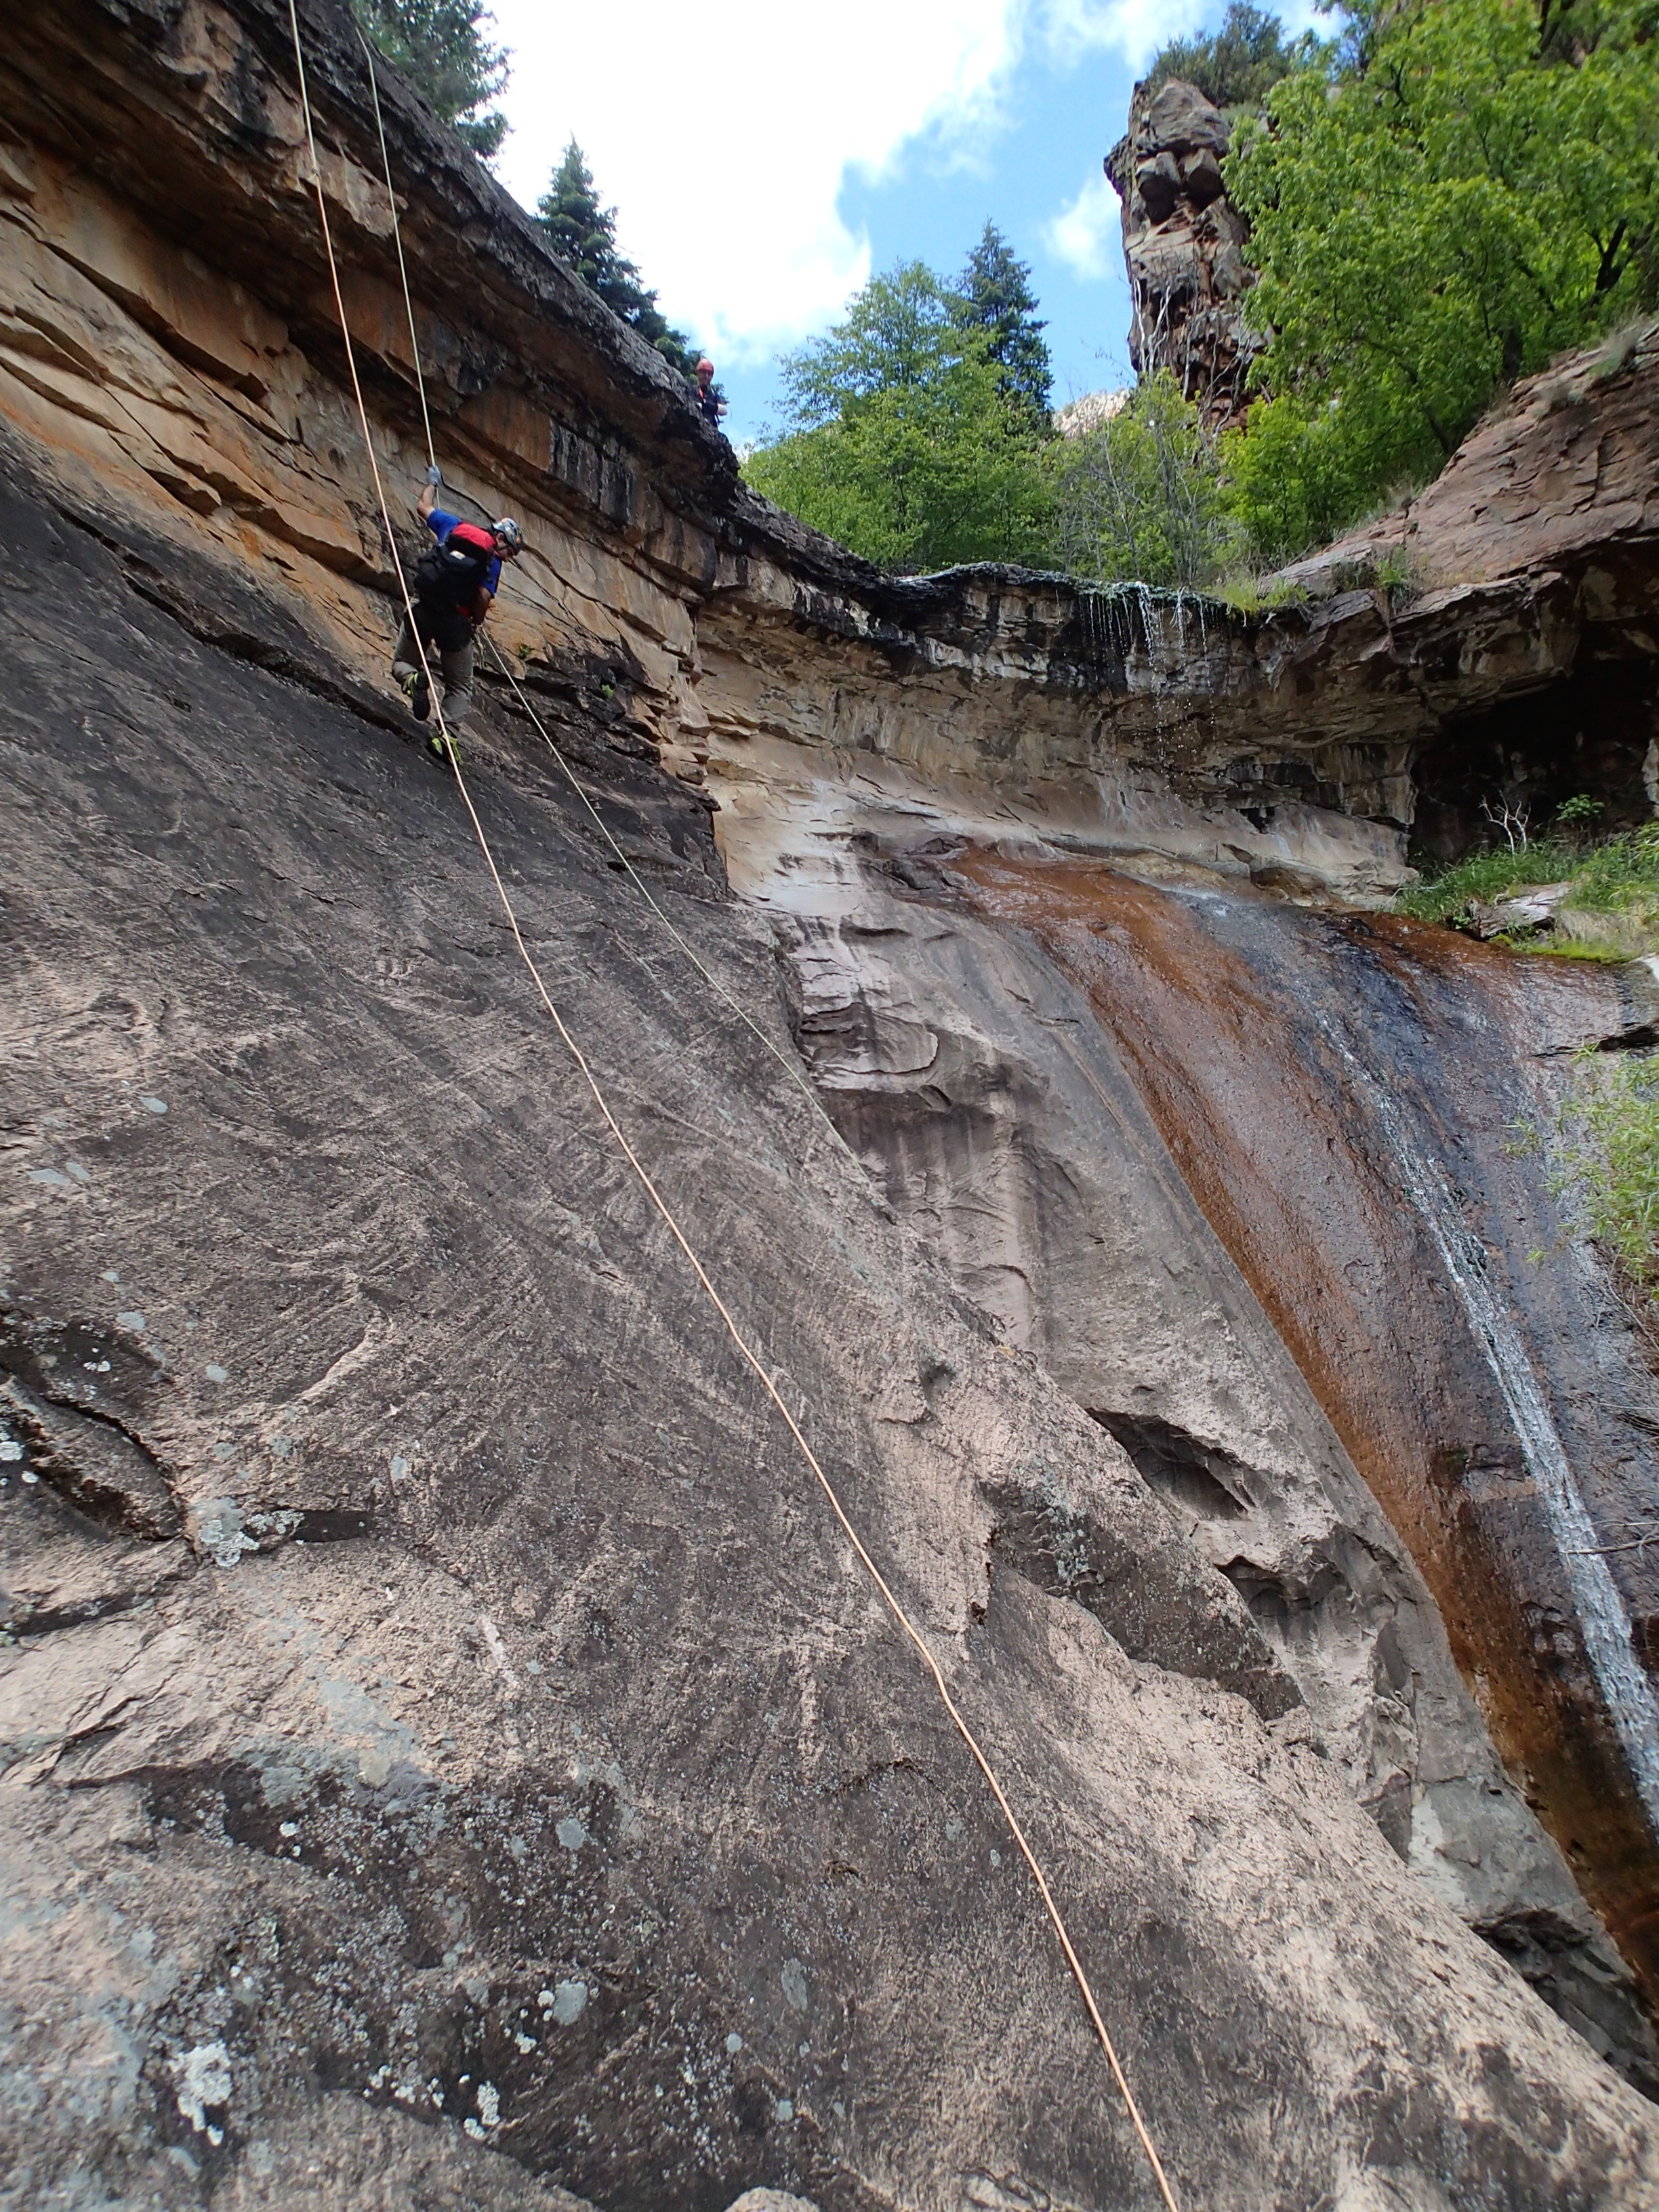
[7, 1, 1659, 2207]
[1105, 80, 1258, 432]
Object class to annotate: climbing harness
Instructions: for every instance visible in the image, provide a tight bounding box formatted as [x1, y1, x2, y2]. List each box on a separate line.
[289, 15, 1182, 2205]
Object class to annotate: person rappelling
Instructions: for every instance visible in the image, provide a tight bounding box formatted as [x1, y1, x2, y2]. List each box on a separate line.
[393, 466, 524, 756]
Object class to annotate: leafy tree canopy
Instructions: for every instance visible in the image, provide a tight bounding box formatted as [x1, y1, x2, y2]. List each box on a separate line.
[958, 221, 1054, 424]
[1147, 1, 1308, 110]
[1054, 375, 1231, 587]
[744, 262, 1053, 573]
[351, 0, 508, 159]
[1224, 0, 1659, 562]
[535, 141, 698, 377]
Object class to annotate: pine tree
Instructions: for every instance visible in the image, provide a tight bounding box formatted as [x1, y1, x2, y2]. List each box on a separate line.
[535, 142, 697, 377]
[956, 222, 1052, 426]
[351, 0, 509, 159]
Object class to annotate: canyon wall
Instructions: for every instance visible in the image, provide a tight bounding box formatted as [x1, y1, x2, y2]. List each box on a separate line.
[5, 1, 1659, 2207]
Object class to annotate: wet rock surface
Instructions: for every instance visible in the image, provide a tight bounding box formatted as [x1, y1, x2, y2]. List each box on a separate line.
[943, 862, 1659, 2001]
[765, 826, 1659, 2090]
[7, 401, 1659, 2205]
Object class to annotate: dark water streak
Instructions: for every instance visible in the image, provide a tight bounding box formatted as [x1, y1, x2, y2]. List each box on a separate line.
[958, 852, 1659, 2006]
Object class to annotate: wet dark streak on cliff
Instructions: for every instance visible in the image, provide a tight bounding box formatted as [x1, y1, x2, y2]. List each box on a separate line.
[955, 847, 1659, 2007]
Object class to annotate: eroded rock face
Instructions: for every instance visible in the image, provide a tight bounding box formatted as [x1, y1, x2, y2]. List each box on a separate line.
[6, 0, 1659, 2200]
[1105, 80, 1259, 432]
[731, 787, 1659, 2091]
[13, 441, 1659, 2207]
[1283, 327, 1659, 855]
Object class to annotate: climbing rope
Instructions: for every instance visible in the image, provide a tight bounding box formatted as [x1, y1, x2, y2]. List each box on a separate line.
[481, 630, 865, 1160]
[290, 16, 1181, 2204]
[354, 20, 436, 477]
[352, 29, 855, 1163]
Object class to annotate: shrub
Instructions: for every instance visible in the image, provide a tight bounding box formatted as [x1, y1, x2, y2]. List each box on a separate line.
[1225, 0, 1659, 558]
[1052, 374, 1232, 587]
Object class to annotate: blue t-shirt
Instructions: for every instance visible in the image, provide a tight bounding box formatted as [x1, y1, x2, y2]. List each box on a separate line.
[427, 508, 501, 597]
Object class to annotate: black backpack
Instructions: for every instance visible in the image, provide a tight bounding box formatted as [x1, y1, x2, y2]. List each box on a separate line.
[413, 523, 495, 611]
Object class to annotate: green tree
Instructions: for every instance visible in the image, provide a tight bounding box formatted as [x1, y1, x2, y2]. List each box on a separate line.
[1147, 2, 1307, 110]
[743, 262, 1054, 572]
[956, 221, 1053, 425]
[1053, 375, 1231, 586]
[1224, 0, 1659, 559]
[535, 141, 697, 376]
[351, 0, 509, 159]
[1216, 393, 1369, 569]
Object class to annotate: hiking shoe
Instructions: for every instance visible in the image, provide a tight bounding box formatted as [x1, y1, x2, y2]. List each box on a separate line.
[426, 732, 449, 764]
[401, 669, 430, 722]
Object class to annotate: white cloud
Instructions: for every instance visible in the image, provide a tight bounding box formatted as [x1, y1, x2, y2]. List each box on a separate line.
[489, 0, 1020, 365]
[1044, 165, 1122, 282]
[1036, 0, 1209, 71]
[487, 0, 1213, 365]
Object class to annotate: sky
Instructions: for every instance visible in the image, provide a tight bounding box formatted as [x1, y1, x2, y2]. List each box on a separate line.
[485, 1, 1261, 447]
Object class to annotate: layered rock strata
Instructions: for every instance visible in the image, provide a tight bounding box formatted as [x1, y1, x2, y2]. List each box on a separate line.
[5, 0, 1659, 2204]
[1105, 79, 1259, 432]
[1282, 325, 1659, 855]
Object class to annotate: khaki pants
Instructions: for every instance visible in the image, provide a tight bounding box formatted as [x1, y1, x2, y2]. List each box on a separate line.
[392, 613, 474, 725]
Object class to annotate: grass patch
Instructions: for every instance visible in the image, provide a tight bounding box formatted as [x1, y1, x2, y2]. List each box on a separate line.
[1559, 829, 1659, 916]
[1525, 938, 1629, 963]
[1395, 838, 1577, 924]
[1214, 572, 1309, 617]
[1556, 1051, 1659, 1329]
[1397, 824, 1659, 945]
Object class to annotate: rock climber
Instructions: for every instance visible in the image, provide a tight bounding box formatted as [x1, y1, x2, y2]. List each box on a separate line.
[691, 356, 727, 433]
[392, 467, 524, 756]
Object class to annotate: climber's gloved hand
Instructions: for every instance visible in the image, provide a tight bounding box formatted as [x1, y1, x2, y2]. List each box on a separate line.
[426, 464, 443, 487]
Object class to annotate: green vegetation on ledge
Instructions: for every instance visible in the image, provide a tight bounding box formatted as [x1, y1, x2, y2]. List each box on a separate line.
[1554, 1052, 1659, 1330]
[535, 141, 698, 377]
[350, 0, 508, 157]
[746, 0, 1658, 580]
[1225, 0, 1659, 565]
[1397, 819, 1659, 956]
[1147, 1, 1311, 112]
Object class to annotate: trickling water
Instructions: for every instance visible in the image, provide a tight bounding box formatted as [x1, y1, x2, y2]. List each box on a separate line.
[950, 853, 1659, 1996]
[1317, 1016, 1659, 1835]
[1134, 581, 1158, 665]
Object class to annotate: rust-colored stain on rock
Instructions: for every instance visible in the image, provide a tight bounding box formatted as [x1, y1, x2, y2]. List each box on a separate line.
[960, 848, 1659, 2002]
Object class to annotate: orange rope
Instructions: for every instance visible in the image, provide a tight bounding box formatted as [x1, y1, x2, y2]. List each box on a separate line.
[285, 14, 1181, 2201]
